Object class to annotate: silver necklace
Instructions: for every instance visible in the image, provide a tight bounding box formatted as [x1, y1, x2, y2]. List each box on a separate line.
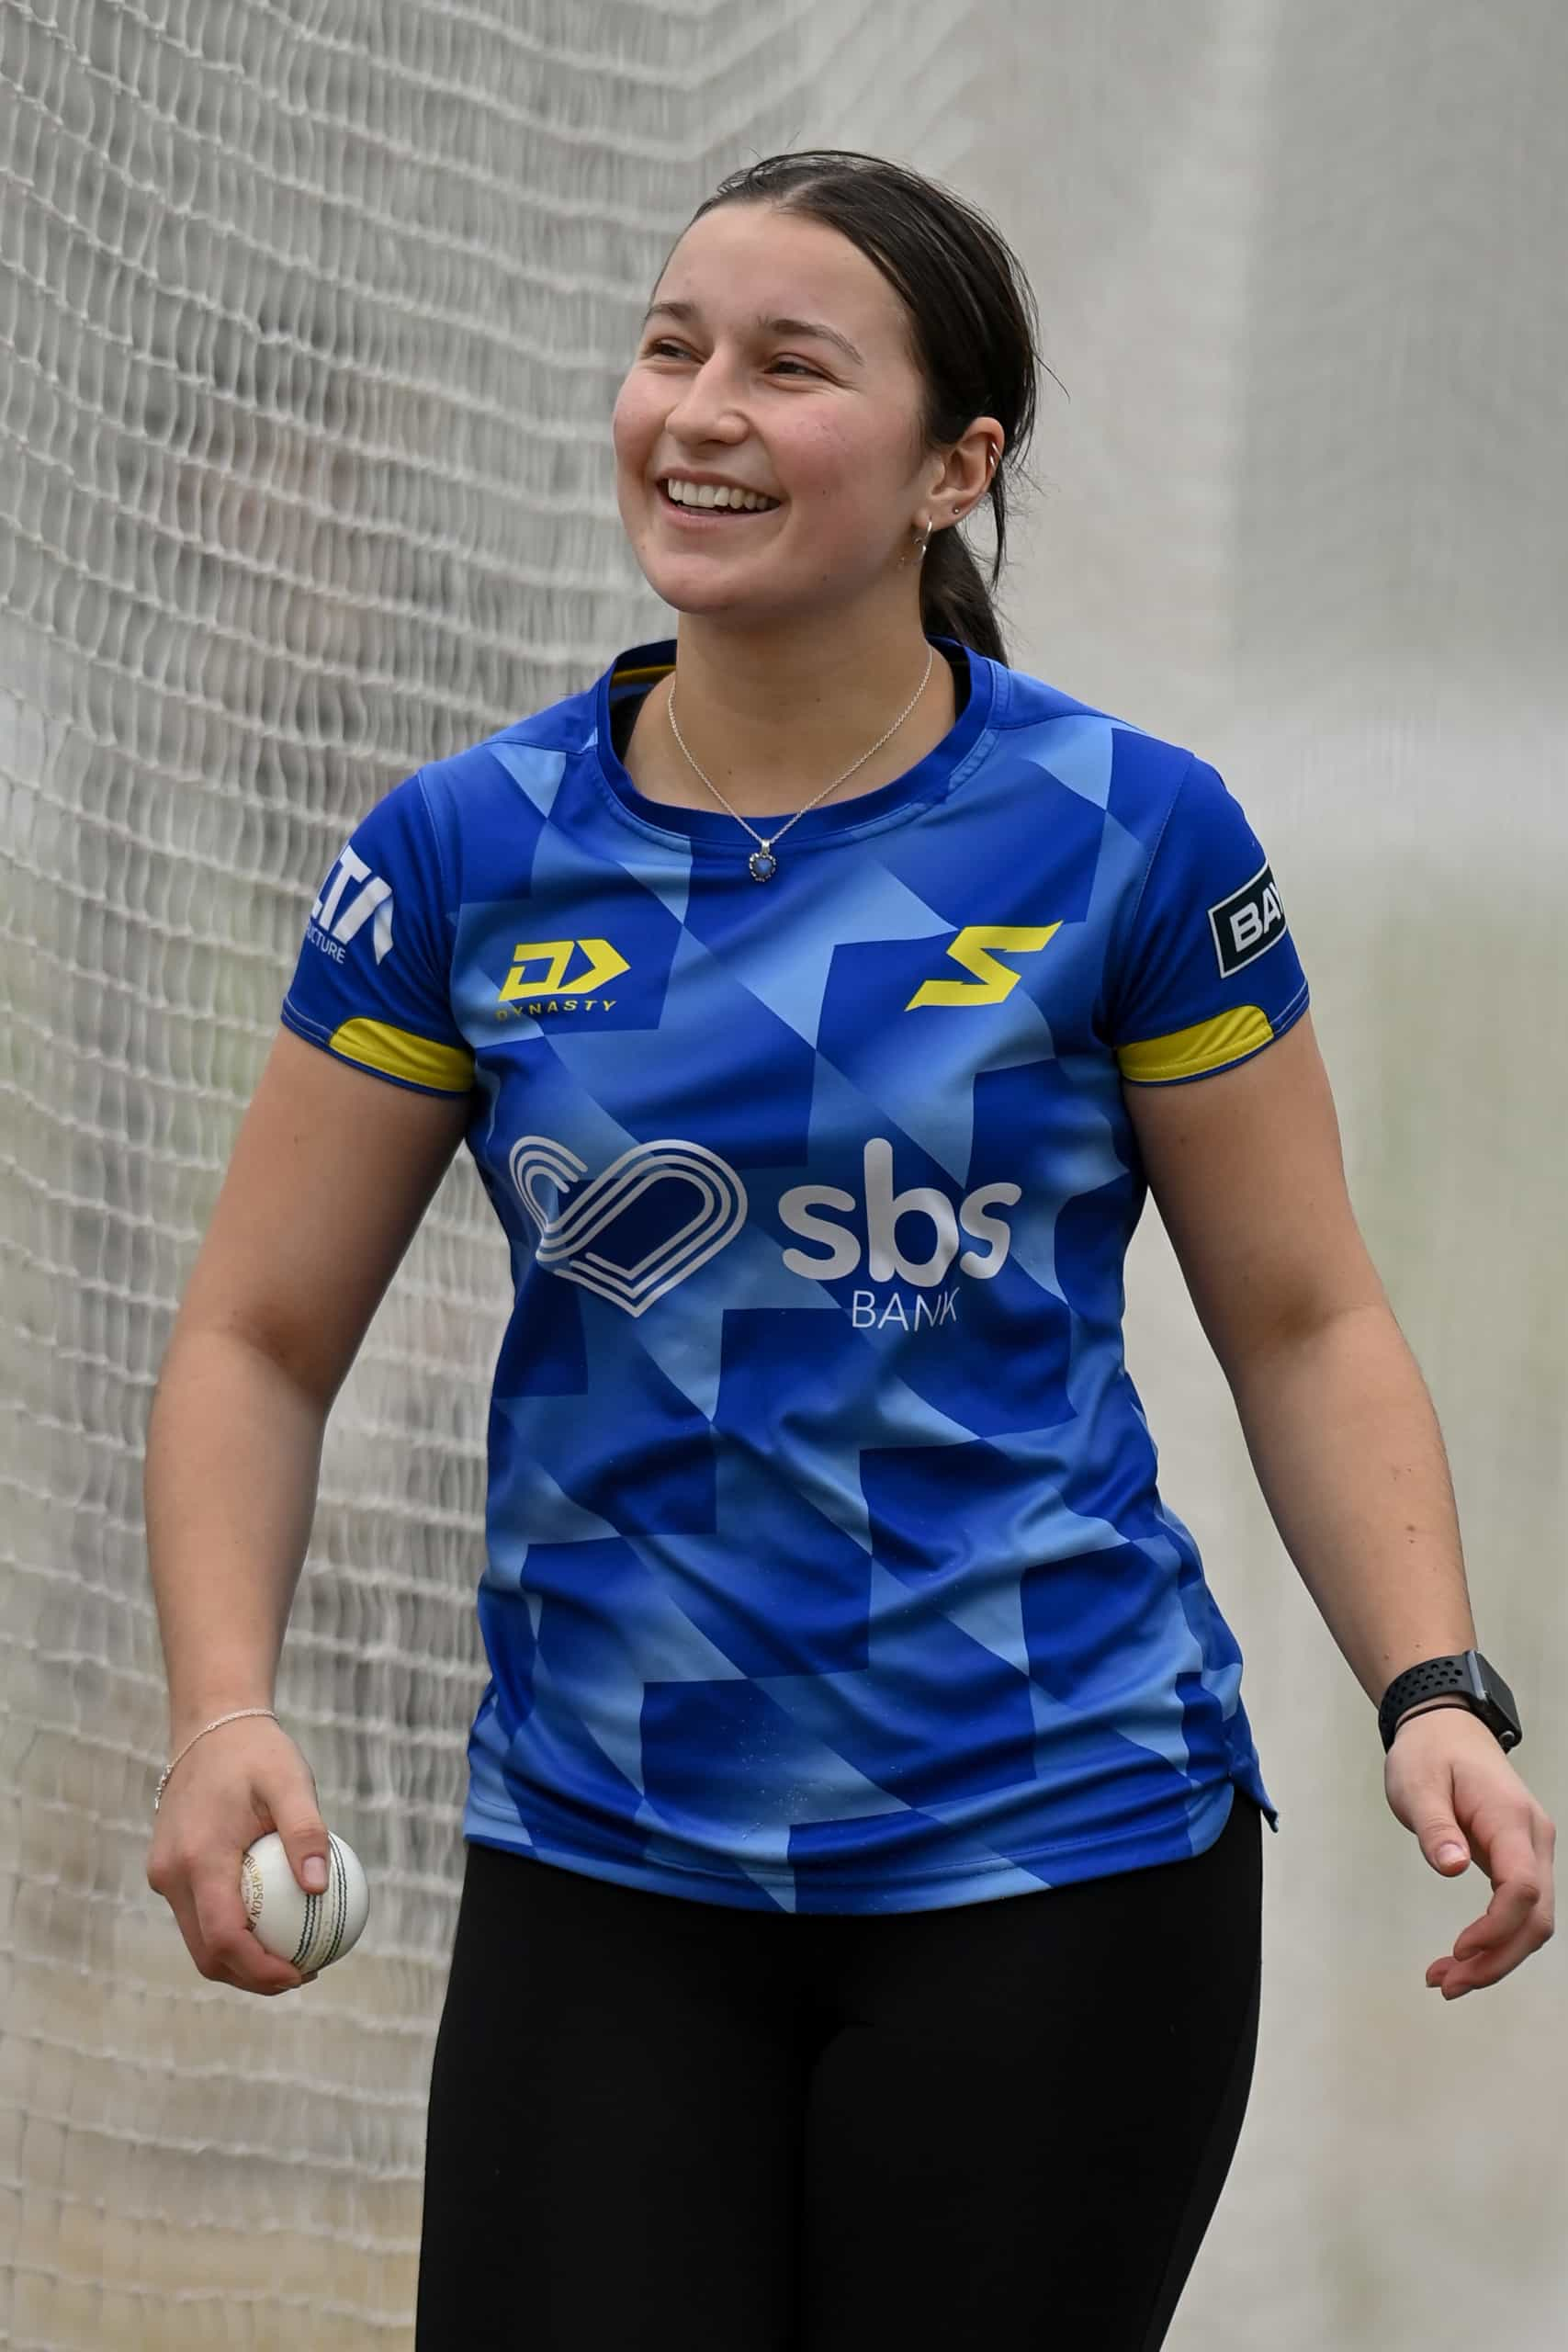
[666, 640, 936, 882]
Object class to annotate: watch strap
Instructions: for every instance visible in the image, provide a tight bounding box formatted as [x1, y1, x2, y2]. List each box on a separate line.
[1377, 1648, 1522, 1755]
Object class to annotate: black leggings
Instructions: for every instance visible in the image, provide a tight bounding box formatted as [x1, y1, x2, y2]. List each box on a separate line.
[417, 1790, 1263, 2351]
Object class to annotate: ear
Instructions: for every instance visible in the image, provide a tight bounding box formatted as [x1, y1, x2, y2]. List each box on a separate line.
[933, 415, 1004, 530]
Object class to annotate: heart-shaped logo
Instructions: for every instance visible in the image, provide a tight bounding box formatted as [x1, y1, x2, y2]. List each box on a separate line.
[509, 1136, 749, 1317]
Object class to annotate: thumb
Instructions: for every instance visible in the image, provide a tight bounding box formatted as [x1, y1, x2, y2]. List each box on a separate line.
[1425, 1822, 1471, 1873]
[275, 1800, 332, 1895]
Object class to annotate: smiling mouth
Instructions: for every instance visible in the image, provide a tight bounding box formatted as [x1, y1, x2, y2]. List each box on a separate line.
[658, 482, 784, 518]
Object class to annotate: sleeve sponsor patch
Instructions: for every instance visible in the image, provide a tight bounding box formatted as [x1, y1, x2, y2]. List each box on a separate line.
[1208, 860, 1287, 978]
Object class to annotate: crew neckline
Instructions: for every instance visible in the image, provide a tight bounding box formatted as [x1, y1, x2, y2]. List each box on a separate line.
[592, 633, 995, 852]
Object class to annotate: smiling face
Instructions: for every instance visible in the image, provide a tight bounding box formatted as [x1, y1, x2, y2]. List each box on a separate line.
[612, 202, 939, 628]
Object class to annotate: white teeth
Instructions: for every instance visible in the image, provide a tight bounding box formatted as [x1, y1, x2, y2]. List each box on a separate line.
[664, 480, 779, 513]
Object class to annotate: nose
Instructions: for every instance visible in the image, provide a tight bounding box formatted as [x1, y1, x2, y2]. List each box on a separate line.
[661, 351, 750, 448]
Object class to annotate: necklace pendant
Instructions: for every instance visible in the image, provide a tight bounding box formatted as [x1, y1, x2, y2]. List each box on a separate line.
[748, 846, 778, 882]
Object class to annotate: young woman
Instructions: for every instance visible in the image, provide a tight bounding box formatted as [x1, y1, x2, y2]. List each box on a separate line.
[145, 151, 1554, 2349]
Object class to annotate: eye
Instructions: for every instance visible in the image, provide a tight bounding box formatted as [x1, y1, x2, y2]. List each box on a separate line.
[644, 339, 820, 379]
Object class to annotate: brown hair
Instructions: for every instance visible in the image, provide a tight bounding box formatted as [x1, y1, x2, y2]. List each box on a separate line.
[677, 149, 1045, 666]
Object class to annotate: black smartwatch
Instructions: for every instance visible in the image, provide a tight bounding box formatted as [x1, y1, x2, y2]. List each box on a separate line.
[1377, 1648, 1522, 1755]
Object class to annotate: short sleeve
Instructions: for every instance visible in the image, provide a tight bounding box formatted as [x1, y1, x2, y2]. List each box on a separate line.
[279, 769, 475, 1097]
[1110, 754, 1309, 1086]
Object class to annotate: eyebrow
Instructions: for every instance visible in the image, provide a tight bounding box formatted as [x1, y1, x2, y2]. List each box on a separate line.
[640, 298, 864, 369]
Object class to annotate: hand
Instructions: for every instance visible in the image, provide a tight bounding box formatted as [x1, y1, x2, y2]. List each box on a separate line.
[146, 1716, 330, 1996]
[1383, 1704, 1555, 1999]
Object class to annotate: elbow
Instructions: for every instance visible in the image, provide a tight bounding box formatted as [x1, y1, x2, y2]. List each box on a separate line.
[1216, 1286, 1397, 1394]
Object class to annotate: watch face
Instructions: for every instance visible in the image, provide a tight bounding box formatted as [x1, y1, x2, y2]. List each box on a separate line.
[1475, 1653, 1522, 1743]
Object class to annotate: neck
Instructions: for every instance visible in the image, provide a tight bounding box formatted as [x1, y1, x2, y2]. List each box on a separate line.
[656, 606, 949, 817]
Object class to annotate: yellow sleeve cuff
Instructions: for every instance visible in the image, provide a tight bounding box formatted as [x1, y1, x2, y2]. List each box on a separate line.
[1116, 1003, 1275, 1085]
[327, 1017, 474, 1094]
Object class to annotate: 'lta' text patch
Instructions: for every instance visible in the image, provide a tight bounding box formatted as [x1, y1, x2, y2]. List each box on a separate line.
[1209, 860, 1287, 977]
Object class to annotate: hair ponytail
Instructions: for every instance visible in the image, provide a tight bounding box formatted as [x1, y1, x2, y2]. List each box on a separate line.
[919, 524, 1008, 668]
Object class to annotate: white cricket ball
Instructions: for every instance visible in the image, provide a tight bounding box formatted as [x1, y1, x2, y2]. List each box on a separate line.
[240, 1831, 368, 1973]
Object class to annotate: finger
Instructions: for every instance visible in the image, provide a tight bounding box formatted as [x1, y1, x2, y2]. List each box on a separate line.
[164, 1880, 298, 1995]
[1426, 1812, 1555, 1992]
[1430, 1900, 1553, 1996]
[273, 1791, 333, 1898]
[161, 1883, 213, 1981]
[1452, 1866, 1543, 1962]
[154, 1848, 310, 1995]
[190, 1859, 309, 1996]
[1435, 1922, 1551, 1996]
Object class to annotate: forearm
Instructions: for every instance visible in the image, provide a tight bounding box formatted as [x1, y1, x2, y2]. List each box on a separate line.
[144, 1328, 328, 1744]
[1226, 1303, 1477, 1722]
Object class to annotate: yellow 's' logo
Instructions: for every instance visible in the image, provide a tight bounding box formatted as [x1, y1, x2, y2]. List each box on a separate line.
[905, 924, 1061, 1009]
[499, 938, 630, 1002]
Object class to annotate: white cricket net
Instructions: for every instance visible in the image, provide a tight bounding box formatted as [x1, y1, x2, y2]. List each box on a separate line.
[6, 0, 1568, 2346]
[0, 0, 972, 2343]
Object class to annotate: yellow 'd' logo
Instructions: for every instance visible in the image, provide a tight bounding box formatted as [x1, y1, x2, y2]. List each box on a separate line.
[499, 938, 630, 1001]
[905, 924, 1062, 1009]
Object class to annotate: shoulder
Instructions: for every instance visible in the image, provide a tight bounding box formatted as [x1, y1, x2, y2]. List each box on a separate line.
[981, 657, 1198, 849]
[326, 668, 605, 931]
[419, 666, 603, 808]
[385, 664, 613, 872]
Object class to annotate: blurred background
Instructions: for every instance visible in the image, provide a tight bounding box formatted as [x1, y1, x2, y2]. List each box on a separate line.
[2, 1, 1563, 2343]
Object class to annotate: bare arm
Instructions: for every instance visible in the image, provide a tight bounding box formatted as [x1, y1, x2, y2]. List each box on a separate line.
[1129, 1012, 1555, 2006]
[144, 1025, 469, 1990]
[1122, 1012, 1477, 1727]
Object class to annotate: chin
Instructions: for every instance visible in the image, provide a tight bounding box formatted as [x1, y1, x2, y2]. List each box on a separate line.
[637, 561, 790, 625]
[656, 597, 786, 634]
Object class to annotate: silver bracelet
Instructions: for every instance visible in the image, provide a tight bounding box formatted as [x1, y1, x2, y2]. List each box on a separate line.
[153, 1708, 278, 1811]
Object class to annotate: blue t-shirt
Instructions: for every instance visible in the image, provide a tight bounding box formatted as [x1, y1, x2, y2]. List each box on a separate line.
[281, 633, 1306, 1914]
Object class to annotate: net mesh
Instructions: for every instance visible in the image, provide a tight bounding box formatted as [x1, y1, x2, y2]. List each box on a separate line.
[0, 1, 971, 2341]
[6, 0, 1568, 2345]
